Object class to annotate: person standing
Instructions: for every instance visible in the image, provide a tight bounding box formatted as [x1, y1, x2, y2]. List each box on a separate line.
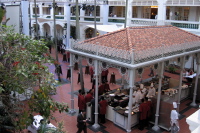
[99, 96, 108, 124]
[85, 89, 94, 103]
[89, 66, 94, 83]
[138, 98, 150, 130]
[98, 82, 106, 96]
[148, 66, 154, 77]
[76, 110, 87, 133]
[78, 90, 86, 113]
[101, 69, 109, 83]
[170, 102, 180, 133]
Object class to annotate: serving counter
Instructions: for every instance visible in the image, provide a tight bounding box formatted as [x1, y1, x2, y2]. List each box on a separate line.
[113, 107, 139, 130]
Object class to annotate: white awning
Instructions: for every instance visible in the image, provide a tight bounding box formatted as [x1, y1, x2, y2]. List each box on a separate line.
[86, 24, 123, 32]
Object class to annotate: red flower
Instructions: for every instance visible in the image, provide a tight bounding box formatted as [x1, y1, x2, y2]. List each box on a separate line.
[35, 62, 40, 65]
[21, 48, 26, 50]
[13, 61, 20, 66]
[32, 73, 39, 75]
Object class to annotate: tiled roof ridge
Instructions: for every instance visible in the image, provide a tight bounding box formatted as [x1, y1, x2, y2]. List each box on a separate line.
[126, 27, 133, 51]
[172, 26, 200, 39]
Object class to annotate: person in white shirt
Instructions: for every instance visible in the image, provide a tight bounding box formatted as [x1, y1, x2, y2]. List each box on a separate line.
[146, 85, 156, 98]
[170, 102, 180, 133]
[132, 88, 143, 106]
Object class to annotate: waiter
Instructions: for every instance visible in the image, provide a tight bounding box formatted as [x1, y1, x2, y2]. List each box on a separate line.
[146, 83, 156, 98]
[78, 90, 86, 113]
[85, 89, 93, 103]
[170, 102, 180, 133]
[99, 96, 108, 124]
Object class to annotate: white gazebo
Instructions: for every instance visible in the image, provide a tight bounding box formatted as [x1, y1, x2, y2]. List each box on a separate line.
[67, 25, 200, 132]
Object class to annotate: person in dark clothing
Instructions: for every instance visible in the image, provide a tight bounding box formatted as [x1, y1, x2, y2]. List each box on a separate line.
[101, 69, 109, 83]
[85, 89, 94, 103]
[76, 110, 87, 133]
[145, 97, 152, 127]
[138, 98, 150, 130]
[78, 90, 86, 113]
[148, 66, 154, 77]
[99, 96, 108, 124]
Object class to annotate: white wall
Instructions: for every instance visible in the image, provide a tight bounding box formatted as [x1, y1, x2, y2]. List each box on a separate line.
[6, 5, 20, 33]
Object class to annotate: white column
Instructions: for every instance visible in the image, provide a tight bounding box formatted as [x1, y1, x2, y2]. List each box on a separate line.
[40, 26, 44, 37]
[64, 3, 71, 48]
[21, 1, 29, 36]
[125, 0, 133, 27]
[126, 69, 135, 132]
[69, 53, 76, 114]
[39, 3, 43, 17]
[50, 6, 54, 19]
[92, 59, 100, 129]
[30, 3, 33, 19]
[157, 0, 167, 25]
[137, 6, 142, 18]
[188, 7, 197, 21]
[152, 62, 164, 131]
[169, 7, 175, 20]
[190, 54, 200, 107]
[177, 57, 185, 113]
[100, 4, 109, 24]
[80, 9, 85, 21]
[50, 22, 54, 38]
[127, 49, 135, 132]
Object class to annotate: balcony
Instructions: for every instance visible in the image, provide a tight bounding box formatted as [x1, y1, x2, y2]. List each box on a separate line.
[130, 18, 200, 30]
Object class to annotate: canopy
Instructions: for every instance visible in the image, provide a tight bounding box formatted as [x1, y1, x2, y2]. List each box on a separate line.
[86, 24, 124, 32]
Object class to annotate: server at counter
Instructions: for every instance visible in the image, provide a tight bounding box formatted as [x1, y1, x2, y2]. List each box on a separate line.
[99, 96, 108, 124]
[138, 98, 150, 130]
[132, 88, 143, 106]
[146, 83, 156, 98]
[85, 89, 94, 103]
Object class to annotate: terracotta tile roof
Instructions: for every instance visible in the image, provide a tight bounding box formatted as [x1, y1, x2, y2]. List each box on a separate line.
[82, 25, 200, 52]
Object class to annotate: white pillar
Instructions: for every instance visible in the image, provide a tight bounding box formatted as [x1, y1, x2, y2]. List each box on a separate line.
[188, 7, 197, 21]
[92, 59, 100, 129]
[169, 7, 175, 20]
[80, 8, 85, 21]
[64, 3, 71, 48]
[157, 0, 167, 25]
[68, 53, 76, 114]
[30, 3, 33, 19]
[39, 3, 43, 17]
[125, 0, 133, 27]
[100, 4, 109, 24]
[127, 49, 135, 132]
[40, 26, 44, 37]
[152, 62, 164, 131]
[50, 6, 54, 19]
[177, 57, 185, 113]
[137, 6, 142, 18]
[126, 69, 135, 132]
[190, 54, 200, 107]
[21, 1, 29, 36]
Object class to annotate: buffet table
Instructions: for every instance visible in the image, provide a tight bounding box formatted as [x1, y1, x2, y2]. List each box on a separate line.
[113, 108, 139, 130]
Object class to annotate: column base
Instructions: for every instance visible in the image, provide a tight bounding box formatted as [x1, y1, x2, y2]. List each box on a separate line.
[68, 109, 76, 114]
[190, 102, 198, 107]
[92, 123, 100, 130]
[152, 125, 160, 131]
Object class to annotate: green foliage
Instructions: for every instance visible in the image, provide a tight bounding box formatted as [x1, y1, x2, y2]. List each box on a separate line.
[0, 26, 68, 132]
[0, 8, 6, 23]
[168, 66, 177, 73]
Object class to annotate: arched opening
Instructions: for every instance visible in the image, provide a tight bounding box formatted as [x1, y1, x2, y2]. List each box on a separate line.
[85, 28, 99, 39]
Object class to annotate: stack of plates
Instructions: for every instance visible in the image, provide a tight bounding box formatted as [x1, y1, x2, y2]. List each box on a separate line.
[125, 110, 129, 113]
